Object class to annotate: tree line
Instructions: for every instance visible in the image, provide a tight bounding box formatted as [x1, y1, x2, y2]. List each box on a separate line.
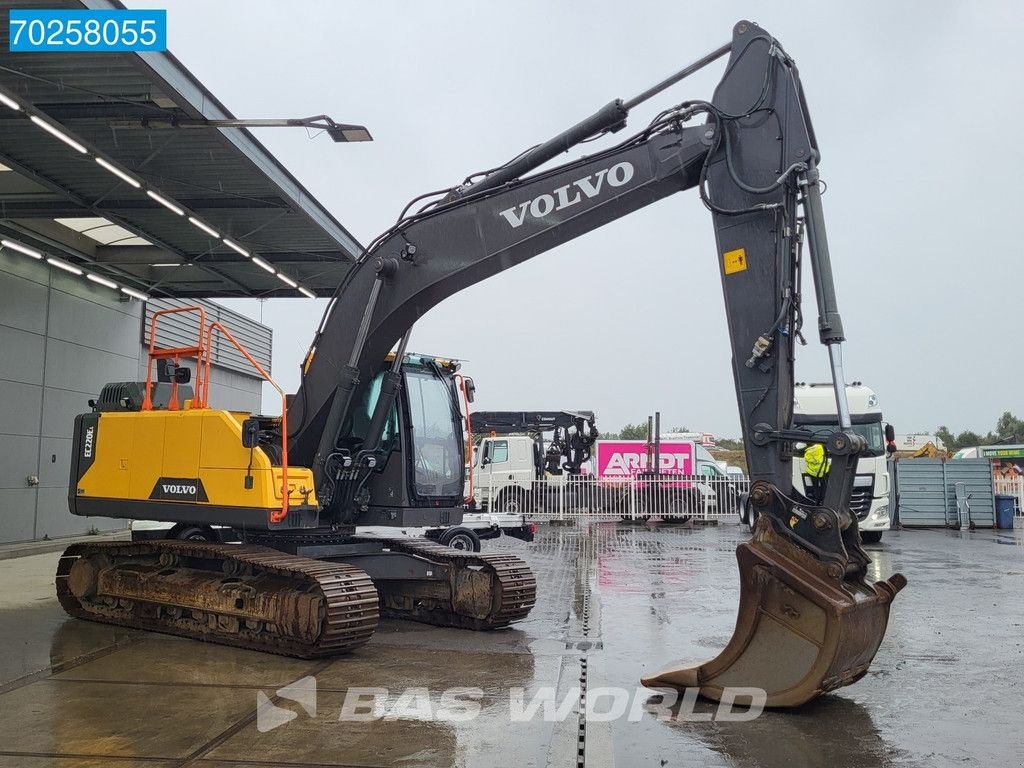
[599, 424, 689, 440]
[936, 412, 1023, 453]
[598, 423, 744, 451]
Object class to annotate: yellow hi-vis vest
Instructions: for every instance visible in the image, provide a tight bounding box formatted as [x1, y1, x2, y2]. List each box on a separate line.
[804, 443, 831, 478]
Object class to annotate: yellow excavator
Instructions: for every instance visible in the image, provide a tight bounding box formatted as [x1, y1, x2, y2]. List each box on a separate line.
[59, 20, 904, 707]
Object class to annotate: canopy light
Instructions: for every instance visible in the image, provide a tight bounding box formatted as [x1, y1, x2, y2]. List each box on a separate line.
[121, 287, 150, 301]
[188, 216, 220, 238]
[30, 115, 87, 153]
[86, 273, 118, 289]
[251, 256, 276, 274]
[1, 239, 42, 259]
[223, 239, 250, 258]
[96, 157, 141, 188]
[0, 84, 321, 299]
[47, 257, 83, 275]
[2, 236, 153, 301]
[146, 190, 184, 216]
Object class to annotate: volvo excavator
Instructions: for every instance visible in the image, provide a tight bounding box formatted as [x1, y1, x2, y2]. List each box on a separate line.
[59, 21, 905, 707]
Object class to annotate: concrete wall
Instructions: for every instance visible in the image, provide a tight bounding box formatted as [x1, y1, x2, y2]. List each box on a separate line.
[0, 250, 269, 544]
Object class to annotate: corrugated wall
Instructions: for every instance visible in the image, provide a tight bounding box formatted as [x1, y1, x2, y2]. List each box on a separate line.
[141, 298, 271, 414]
[895, 458, 995, 527]
[143, 298, 272, 376]
[0, 253, 271, 544]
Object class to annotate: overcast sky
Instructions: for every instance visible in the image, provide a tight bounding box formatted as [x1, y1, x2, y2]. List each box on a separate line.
[130, 1, 1023, 438]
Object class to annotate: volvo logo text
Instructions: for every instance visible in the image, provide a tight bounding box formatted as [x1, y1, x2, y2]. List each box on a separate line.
[149, 477, 209, 502]
[498, 162, 635, 228]
[161, 484, 197, 496]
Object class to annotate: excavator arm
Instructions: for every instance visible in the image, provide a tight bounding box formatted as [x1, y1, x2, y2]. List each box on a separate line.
[281, 20, 905, 705]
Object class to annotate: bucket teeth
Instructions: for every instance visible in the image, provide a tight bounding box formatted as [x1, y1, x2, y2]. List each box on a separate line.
[641, 518, 906, 707]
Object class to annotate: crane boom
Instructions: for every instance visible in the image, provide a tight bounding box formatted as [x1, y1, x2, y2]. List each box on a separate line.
[470, 410, 597, 475]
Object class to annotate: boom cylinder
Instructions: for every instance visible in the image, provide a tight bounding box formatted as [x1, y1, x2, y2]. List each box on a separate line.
[460, 100, 629, 198]
[462, 40, 731, 200]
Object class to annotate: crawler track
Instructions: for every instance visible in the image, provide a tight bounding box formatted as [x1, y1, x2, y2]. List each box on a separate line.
[354, 536, 537, 629]
[56, 541, 378, 658]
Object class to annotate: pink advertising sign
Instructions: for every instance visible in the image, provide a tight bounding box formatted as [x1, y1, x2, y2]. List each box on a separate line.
[595, 440, 694, 479]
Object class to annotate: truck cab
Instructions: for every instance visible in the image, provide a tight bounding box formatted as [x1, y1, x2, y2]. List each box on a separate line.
[473, 434, 548, 511]
[792, 382, 892, 543]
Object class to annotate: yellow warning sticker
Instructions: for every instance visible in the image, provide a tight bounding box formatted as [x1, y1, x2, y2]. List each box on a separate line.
[724, 248, 747, 275]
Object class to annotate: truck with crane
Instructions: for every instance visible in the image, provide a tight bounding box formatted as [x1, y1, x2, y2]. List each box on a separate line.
[470, 409, 598, 514]
[57, 21, 905, 707]
[471, 411, 739, 521]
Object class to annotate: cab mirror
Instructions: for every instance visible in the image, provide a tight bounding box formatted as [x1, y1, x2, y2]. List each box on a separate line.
[157, 358, 191, 384]
[463, 377, 476, 404]
[884, 424, 895, 442]
[241, 418, 260, 449]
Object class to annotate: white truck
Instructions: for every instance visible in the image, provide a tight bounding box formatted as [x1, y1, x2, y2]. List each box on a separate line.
[746, 382, 892, 542]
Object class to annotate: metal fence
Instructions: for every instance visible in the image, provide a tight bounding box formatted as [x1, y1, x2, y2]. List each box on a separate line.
[993, 475, 1024, 515]
[475, 475, 748, 523]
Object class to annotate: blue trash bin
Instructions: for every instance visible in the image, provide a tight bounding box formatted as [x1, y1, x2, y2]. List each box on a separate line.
[995, 494, 1016, 529]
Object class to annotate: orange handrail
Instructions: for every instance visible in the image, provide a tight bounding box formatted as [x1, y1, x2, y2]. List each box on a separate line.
[455, 373, 474, 505]
[142, 305, 207, 411]
[204, 321, 291, 524]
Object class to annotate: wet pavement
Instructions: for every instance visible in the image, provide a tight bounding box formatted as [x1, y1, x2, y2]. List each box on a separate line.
[0, 522, 1021, 767]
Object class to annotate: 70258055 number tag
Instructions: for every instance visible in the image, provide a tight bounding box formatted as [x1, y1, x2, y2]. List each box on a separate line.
[8, 9, 167, 53]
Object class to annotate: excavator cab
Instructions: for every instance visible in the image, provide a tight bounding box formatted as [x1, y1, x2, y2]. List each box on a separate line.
[316, 353, 469, 528]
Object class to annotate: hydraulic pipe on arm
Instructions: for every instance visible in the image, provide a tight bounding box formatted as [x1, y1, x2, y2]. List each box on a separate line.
[799, 159, 866, 522]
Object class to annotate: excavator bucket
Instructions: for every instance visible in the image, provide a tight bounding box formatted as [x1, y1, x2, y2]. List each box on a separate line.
[641, 517, 906, 707]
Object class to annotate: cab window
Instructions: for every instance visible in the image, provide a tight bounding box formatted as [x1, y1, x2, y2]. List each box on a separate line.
[485, 440, 509, 464]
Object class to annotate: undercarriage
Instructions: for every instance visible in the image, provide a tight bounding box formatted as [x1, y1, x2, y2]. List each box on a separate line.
[57, 533, 536, 658]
